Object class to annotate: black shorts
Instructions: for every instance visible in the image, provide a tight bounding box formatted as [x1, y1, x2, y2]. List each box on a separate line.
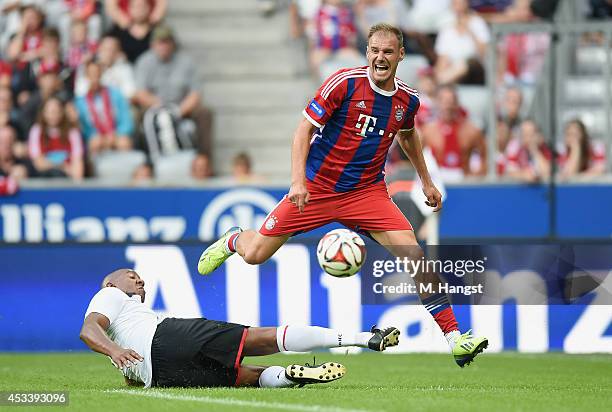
[151, 317, 249, 388]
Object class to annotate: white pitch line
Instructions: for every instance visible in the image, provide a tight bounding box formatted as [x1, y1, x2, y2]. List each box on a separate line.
[104, 389, 376, 412]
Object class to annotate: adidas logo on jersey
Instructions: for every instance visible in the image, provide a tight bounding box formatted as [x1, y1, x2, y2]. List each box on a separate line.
[355, 101, 366, 109]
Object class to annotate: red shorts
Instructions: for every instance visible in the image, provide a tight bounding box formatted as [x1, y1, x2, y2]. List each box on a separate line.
[259, 180, 412, 237]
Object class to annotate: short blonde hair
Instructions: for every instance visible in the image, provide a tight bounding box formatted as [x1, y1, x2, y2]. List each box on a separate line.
[367, 23, 403, 48]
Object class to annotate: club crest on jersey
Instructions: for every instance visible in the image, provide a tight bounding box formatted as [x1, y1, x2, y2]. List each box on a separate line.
[394, 105, 405, 122]
[309, 99, 325, 118]
[265, 215, 278, 230]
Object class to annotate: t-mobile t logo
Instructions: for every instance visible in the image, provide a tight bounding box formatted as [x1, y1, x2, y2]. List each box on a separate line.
[355, 114, 382, 137]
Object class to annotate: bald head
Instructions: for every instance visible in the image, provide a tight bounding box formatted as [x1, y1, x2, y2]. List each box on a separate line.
[101, 268, 134, 288]
[101, 268, 146, 302]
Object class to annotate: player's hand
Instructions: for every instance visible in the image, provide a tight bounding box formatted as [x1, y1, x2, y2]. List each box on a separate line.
[110, 348, 143, 369]
[288, 181, 310, 213]
[423, 184, 442, 212]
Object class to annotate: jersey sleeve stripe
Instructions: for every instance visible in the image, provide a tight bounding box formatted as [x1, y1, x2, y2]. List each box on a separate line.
[320, 69, 360, 97]
[321, 68, 366, 97]
[322, 73, 367, 100]
[321, 70, 367, 99]
[321, 69, 367, 99]
[302, 109, 323, 128]
[396, 79, 419, 94]
[398, 85, 419, 97]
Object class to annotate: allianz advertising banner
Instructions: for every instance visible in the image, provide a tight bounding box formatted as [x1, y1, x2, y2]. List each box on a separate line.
[0, 187, 611, 353]
[1, 241, 611, 353]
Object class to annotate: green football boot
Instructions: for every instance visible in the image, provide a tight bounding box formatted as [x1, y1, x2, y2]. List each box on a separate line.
[452, 330, 488, 367]
[197, 227, 242, 275]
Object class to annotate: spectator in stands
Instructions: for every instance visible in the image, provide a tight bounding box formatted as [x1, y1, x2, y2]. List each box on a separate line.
[6, 4, 45, 64]
[0, 60, 11, 88]
[105, 0, 167, 29]
[75, 61, 134, 156]
[0, 86, 23, 139]
[191, 153, 212, 180]
[75, 35, 136, 99]
[557, 119, 606, 180]
[354, 0, 439, 64]
[470, 0, 514, 14]
[414, 67, 437, 128]
[232, 152, 263, 183]
[108, 0, 156, 64]
[288, 0, 321, 39]
[0, 125, 33, 180]
[4, 32, 37, 107]
[421, 85, 487, 181]
[19, 63, 70, 134]
[400, 0, 453, 34]
[65, 18, 97, 71]
[28, 96, 84, 180]
[310, 0, 362, 76]
[58, 0, 102, 53]
[36, 28, 64, 79]
[354, 0, 398, 40]
[134, 25, 213, 158]
[504, 119, 551, 182]
[486, 1, 550, 85]
[496, 86, 522, 173]
[434, 0, 490, 85]
[479, 0, 533, 23]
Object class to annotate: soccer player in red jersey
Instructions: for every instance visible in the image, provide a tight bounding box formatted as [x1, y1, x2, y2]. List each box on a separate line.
[199, 23, 488, 367]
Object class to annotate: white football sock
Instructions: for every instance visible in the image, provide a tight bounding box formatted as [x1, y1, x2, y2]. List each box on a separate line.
[445, 330, 461, 350]
[258, 365, 296, 388]
[276, 325, 372, 352]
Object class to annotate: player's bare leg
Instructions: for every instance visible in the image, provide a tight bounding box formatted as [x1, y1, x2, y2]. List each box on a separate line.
[198, 229, 289, 275]
[235, 325, 400, 388]
[235, 231, 290, 265]
[370, 229, 488, 367]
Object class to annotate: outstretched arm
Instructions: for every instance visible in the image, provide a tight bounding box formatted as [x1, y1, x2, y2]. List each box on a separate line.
[289, 117, 317, 213]
[396, 128, 442, 211]
[80, 312, 143, 369]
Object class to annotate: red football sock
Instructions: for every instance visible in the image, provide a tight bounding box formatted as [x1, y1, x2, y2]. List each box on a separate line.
[226, 232, 240, 253]
[422, 293, 459, 334]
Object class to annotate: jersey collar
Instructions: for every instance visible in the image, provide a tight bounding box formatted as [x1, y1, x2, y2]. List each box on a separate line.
[366, 67, 398, 97]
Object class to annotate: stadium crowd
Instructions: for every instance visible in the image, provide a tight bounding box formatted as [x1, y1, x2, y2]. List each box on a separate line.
[290, 0, 609, 183]
[1, 0, 610, 196]
[0, 0, 247, 195]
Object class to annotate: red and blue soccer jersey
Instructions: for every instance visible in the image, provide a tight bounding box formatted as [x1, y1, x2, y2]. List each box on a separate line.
[315, 5, 357, 51]
[302, 67, 420, 193]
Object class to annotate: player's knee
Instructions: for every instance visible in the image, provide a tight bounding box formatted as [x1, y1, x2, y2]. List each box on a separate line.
[243, 249, 268, 265]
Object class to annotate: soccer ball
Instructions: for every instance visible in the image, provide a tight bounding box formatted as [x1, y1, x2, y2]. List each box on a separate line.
[316, 229, 366, 277]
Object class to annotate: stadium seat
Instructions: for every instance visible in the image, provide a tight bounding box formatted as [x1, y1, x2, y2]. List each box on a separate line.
[153, 150, 197, 184]
[456, 86, 490, 131]
[93, 151, 147, 184]
[575, 46, 610, 75]
[564, 76, 610, 104]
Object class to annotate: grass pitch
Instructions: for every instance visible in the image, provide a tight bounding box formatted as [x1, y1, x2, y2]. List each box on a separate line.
[0, 352, 610, 412]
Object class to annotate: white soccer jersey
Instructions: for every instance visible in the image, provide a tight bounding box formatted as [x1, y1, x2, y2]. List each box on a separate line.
[84, 287, 164, 387]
